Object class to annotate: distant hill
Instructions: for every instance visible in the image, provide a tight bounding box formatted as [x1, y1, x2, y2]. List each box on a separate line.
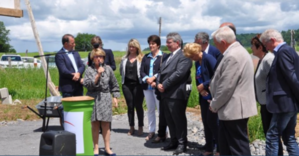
[143, 29, 299, 50]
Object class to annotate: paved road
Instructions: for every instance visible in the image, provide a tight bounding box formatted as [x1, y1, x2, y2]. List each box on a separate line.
[0, 112, 202, 155]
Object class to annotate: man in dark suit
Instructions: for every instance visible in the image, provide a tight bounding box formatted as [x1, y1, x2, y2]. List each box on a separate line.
[157, 32, 192, 155]
[55, 34, 85, 97]
[87, 36, 116, 71]
[194, 32, 221, 60]
[260, 29, 299, 155]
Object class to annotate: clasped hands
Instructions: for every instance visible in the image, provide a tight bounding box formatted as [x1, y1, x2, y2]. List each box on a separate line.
[72, 72, 80, 81]
[197, 84, 209, 97]
[146, 76, 157, 88]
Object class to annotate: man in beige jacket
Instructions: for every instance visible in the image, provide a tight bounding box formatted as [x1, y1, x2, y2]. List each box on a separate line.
[209, 26, 257, 155]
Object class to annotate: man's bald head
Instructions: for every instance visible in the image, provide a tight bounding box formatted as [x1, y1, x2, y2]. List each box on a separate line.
[220, 22, 236, 35]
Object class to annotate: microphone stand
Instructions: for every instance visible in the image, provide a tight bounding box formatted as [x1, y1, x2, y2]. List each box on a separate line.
[33, 53, 64, 132]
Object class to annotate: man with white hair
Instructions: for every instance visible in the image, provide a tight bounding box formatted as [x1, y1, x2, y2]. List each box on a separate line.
[260, 29, 299, 155]
[209, 26, 257, 155]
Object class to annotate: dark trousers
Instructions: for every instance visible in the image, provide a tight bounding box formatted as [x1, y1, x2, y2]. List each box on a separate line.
[162, 98, 187, 145]
[200, 97, 219, 152]
[260, 105, 283, 155]
[122, 83, 144, 127]
[218, 118, 251, 155]
[157, 101, 167, 137]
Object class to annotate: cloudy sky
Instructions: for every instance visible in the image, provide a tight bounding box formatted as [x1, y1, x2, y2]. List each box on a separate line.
[0, 0, 298, 52]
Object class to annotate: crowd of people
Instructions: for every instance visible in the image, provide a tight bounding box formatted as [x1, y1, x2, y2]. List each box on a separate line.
[55, 22, 299, 156]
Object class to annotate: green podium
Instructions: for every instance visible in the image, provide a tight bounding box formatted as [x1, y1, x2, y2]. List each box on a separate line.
[62, 96, 94, 156]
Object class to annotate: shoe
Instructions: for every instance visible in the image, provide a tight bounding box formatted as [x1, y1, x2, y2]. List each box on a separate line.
[137, 127, 143, 136]
[145, 132, 155, 140]
[202, 151, 213, 156]
[152, 136, 166, 143]
[173, 145, 186, 155]
[198, 145, 206, 150]
[127, 127, 135, 136]
[104, 151, 116, 156]
[161, 143, 178, 151]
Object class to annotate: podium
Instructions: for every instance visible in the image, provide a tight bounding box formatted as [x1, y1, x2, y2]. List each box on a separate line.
[61, 96, 94, 156]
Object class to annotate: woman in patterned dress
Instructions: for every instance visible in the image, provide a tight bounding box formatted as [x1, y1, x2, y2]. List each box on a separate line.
[83, 48, 120, 156]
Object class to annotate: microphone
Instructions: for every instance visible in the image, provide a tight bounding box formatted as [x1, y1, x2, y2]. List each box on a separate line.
[100, 63, 104, 77]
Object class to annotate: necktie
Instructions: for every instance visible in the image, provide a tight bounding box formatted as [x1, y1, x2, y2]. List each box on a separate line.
[166, 53, 173, 65]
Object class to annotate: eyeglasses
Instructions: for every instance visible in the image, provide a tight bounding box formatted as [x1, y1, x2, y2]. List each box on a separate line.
[94, 55, 104, 58]
[253, 36, 267, 52]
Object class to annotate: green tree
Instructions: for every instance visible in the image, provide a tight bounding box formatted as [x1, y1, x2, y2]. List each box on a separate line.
[0, 21, 14, 53]
[75, 33, 96, 52]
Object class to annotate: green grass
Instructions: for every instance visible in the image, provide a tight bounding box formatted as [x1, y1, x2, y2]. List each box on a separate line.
[248, 104, 265, 142]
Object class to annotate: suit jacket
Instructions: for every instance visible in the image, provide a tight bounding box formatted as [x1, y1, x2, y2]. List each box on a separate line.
[266, 44, 299, 113]
[254, 52, 274, 105]
[206, 45, 222, 60]
[210, 42, 257, 120]
[87, 48, 116, 70]
[157, 49, 192, 100]
[119, 56, 142, 84]
[55, 48, 85, 93]
[195, 52, 216, 91]
[140, 52, 168, 90]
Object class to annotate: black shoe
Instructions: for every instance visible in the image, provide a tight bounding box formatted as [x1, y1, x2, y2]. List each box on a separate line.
[161, 143, 178, 151]
[198, 145, 206, 150]
[173, 145, 186, 155]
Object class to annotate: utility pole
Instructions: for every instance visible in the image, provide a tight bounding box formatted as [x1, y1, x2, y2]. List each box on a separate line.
[158, 17, 162, 38]
[291, 30, 295, 49]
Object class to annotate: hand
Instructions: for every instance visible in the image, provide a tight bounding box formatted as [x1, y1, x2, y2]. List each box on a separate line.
[197, 84, 204, 93]
[151, 82, 156, 88]
[80, 78, 84, 84]
[97, 66, 105, 76]
[157, 84, 165, 93]
[113, 98, 118, 108]
[72, 72, 80, 81]
[200, 90, 209, 97]
[209, 106, 217, 113]
[146, 76, 155, 85]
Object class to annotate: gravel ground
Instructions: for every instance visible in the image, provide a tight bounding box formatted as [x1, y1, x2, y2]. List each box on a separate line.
[0, 111, 296, 155]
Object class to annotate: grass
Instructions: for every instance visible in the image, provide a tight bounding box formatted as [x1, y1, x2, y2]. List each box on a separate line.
[248, 104, 264, 142]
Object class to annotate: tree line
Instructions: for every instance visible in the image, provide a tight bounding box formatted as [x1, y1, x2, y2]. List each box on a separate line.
[0, 20, 298, 53]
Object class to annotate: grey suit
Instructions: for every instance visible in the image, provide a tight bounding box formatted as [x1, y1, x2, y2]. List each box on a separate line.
[254, 52, 274, 105]
[210, 42, 257, 120]
[157, 49, 192, 146]
[210, 41, 257, 155]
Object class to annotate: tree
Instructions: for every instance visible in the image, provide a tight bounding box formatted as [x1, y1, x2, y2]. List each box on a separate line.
[0, 21, 14, 53]
[75, 33, 96, 52]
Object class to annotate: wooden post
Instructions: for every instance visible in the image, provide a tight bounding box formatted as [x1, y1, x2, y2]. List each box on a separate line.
[25, 0, 60, 96]
[8, 57, 11, 68]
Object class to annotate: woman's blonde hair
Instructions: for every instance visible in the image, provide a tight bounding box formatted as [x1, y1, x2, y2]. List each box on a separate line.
[183, 43, 202, 58]
[125, 39, 144, 62]
[90, 48, 106, 60]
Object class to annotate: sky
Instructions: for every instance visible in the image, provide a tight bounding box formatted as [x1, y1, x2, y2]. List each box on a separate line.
[0, 0, 298, 53]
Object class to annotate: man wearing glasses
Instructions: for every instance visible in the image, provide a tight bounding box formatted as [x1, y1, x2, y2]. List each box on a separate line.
[157, 32, 192, 155]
